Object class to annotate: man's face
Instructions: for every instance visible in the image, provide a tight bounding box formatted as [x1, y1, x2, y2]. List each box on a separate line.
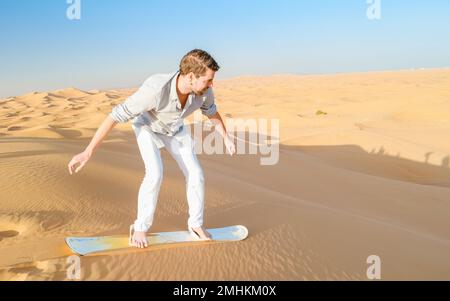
[191, 69, 215, 96]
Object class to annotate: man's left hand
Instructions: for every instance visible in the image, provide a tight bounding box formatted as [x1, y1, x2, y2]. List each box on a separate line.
[224, 136, 236, 156]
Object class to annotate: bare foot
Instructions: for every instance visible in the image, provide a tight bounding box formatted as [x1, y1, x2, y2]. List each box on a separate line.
[190, 226, 212, 241]
[131, 231, 148, 248]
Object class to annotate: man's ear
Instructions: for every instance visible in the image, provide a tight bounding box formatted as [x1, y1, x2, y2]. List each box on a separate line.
[188, 72, 195, 83]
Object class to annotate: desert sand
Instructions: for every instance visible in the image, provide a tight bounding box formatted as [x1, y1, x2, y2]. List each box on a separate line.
[1, 68, 450, 280]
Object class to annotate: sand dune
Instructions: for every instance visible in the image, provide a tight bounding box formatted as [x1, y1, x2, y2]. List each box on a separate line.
[1, 68, 450, 280]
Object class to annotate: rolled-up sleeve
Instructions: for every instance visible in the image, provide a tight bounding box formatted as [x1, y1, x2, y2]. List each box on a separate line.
[200, 88, 218, 117]
[110, 79, 158, 123]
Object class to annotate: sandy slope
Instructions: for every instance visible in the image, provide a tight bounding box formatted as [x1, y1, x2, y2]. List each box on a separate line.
[0, 68, 450, 280]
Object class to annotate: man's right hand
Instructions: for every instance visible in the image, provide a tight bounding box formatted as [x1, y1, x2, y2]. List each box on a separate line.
[68, 150, 92, 175]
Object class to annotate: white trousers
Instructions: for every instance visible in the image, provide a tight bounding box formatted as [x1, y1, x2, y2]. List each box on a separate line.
[131, 124, 205, 232]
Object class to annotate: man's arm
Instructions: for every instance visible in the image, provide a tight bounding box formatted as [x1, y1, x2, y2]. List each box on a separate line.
[68, 114, 117, 175]
[207, 112, 227, 138]
[68, 77, 158, 175]
[110, 79, 158, 123]
[207, 111, 236, 156]
[200, 88, 235, 155]
[85, 114, 117, 156]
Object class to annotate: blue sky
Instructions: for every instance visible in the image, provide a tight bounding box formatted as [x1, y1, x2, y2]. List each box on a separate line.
[0, 0, 449, 97]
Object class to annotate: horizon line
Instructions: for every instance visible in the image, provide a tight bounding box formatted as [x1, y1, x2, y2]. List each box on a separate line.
[2, 66, 450, 100]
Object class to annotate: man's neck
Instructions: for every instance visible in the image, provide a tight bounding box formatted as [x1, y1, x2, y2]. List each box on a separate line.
[176, 74, 191, 103]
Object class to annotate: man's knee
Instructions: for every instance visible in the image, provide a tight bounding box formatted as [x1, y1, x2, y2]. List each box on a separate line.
[143, 166, 164, 185]
[187, 166, 204, 184]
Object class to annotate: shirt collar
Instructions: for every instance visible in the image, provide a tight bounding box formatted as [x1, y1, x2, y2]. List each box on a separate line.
[170, 70, 196, 111]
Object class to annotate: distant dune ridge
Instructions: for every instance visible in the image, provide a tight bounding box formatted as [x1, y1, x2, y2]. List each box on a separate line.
[1, 68, 450, 280]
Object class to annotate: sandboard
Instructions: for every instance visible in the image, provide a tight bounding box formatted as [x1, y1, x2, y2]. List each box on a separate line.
[65, 225, 248, 256]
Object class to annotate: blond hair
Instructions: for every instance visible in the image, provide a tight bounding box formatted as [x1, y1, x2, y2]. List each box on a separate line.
[179, 49, 220, 77]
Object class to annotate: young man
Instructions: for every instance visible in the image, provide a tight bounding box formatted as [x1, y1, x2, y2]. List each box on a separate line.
[68, 49, 236, 248]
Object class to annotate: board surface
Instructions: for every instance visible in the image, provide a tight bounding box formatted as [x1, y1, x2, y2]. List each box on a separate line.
[65, 225, 248, 256]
